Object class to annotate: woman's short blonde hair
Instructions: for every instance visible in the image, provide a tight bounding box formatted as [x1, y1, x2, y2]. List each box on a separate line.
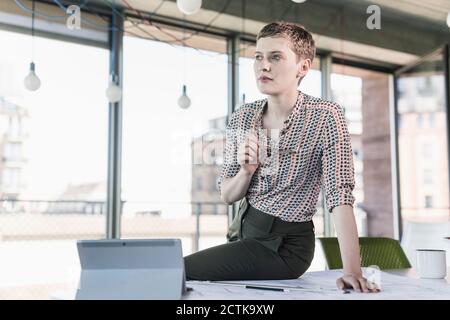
[257, 21, 316, 63]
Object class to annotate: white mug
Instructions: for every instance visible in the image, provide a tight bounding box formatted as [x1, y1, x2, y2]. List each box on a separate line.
[416, 249, 447, 279]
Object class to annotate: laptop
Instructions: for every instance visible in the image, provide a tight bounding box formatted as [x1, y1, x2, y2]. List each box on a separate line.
[75, 238, 186, 300]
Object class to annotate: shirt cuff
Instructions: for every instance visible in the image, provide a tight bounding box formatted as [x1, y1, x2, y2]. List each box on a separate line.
[326, 188, 355, 212]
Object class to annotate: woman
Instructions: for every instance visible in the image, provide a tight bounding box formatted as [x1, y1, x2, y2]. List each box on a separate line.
[184, 22, 379, 293]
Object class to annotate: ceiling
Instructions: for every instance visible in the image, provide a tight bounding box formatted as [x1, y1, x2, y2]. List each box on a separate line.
[36, 0, 450, 66]
[361, 0, 450, 24]
[94, 0, 450, 32]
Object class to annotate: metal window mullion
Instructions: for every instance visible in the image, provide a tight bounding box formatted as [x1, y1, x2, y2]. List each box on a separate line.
[106, 10, 123, 239]
[227, 34, 240, 226]
[320, 53, 334, 237]
[444, 44, 450, 222]
[390, 74, 402, 240]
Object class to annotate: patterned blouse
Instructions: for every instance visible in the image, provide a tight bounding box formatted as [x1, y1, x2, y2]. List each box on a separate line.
[217, 90, 355, 222]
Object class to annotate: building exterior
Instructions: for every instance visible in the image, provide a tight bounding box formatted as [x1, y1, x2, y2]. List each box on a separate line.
[0, 96, 28, 203]
[397, 75, 449, 222]
[191, 116, 228, 216]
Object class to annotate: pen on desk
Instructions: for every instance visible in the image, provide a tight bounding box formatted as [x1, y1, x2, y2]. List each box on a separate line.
[343, 289, 351, 294]
[204, 281, 328, 292]
[245, 285, 286, 292]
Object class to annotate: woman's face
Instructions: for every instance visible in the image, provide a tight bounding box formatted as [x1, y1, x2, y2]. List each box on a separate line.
[254, 36, 309, 96]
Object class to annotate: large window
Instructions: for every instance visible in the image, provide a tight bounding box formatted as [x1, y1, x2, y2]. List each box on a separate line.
[330, 64, 391, 237]
[3, 2, 445, 298]
[121, 25, 229, 255]
[0, 29, 108, 299]
[396, 50, 449, 224]
[330, 66, 364, 236]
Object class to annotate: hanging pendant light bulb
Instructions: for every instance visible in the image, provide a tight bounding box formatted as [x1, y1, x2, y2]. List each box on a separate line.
[177, 0, 202, 15]
[447, 11, 450, 28]
[292, 0, 307, 3]
[106, 73, 122, 103]
[24, 62, 41, 91]
[24, 0, 41, 92]
[178, 85, 191, 109]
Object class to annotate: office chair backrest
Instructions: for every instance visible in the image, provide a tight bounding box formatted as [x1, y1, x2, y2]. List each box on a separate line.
[318, 237, 411, 270]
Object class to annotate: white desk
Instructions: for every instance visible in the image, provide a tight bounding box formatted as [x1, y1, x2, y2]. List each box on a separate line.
[53, 267, 450, 300]
[182, 268, 450, 300]
[387, 267, 450, 283]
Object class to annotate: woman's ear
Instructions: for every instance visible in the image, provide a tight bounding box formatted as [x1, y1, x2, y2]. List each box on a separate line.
[297, 58, 312, 78]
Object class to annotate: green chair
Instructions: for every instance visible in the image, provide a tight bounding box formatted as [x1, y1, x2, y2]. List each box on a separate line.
[317, 237, 411, 270]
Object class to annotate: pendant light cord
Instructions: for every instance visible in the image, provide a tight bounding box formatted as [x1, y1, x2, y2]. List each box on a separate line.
[110, 0, 117, 82]
[182, 14, 186, 86]
[31, 0, 35, 61]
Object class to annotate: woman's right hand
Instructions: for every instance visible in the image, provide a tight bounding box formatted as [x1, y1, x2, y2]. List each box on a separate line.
[237, 132, 260, 175]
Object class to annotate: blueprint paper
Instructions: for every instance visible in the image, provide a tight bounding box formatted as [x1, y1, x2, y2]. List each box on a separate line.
[185, 269, 450, 300]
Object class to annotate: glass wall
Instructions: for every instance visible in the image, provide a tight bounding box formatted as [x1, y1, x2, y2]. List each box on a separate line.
[0, 29, 108, 299]
[121, 24, 229, 255]
[330, 66, 364, 236]
[396, 50, 449, 224]
[330, 64, 392, 237]
[2, 2, 443, 295]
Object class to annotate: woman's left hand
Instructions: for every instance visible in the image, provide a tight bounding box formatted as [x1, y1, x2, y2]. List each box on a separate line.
[336, 274, 380, 293]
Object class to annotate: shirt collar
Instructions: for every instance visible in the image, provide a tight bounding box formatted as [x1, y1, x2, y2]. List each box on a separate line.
[252, 90, 305, 132]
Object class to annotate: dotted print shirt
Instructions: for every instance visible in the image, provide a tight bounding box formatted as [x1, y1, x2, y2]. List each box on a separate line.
[217, 90, 356, 222]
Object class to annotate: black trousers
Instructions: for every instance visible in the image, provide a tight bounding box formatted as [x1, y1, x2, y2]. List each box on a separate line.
[184, 202, 315, 281]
